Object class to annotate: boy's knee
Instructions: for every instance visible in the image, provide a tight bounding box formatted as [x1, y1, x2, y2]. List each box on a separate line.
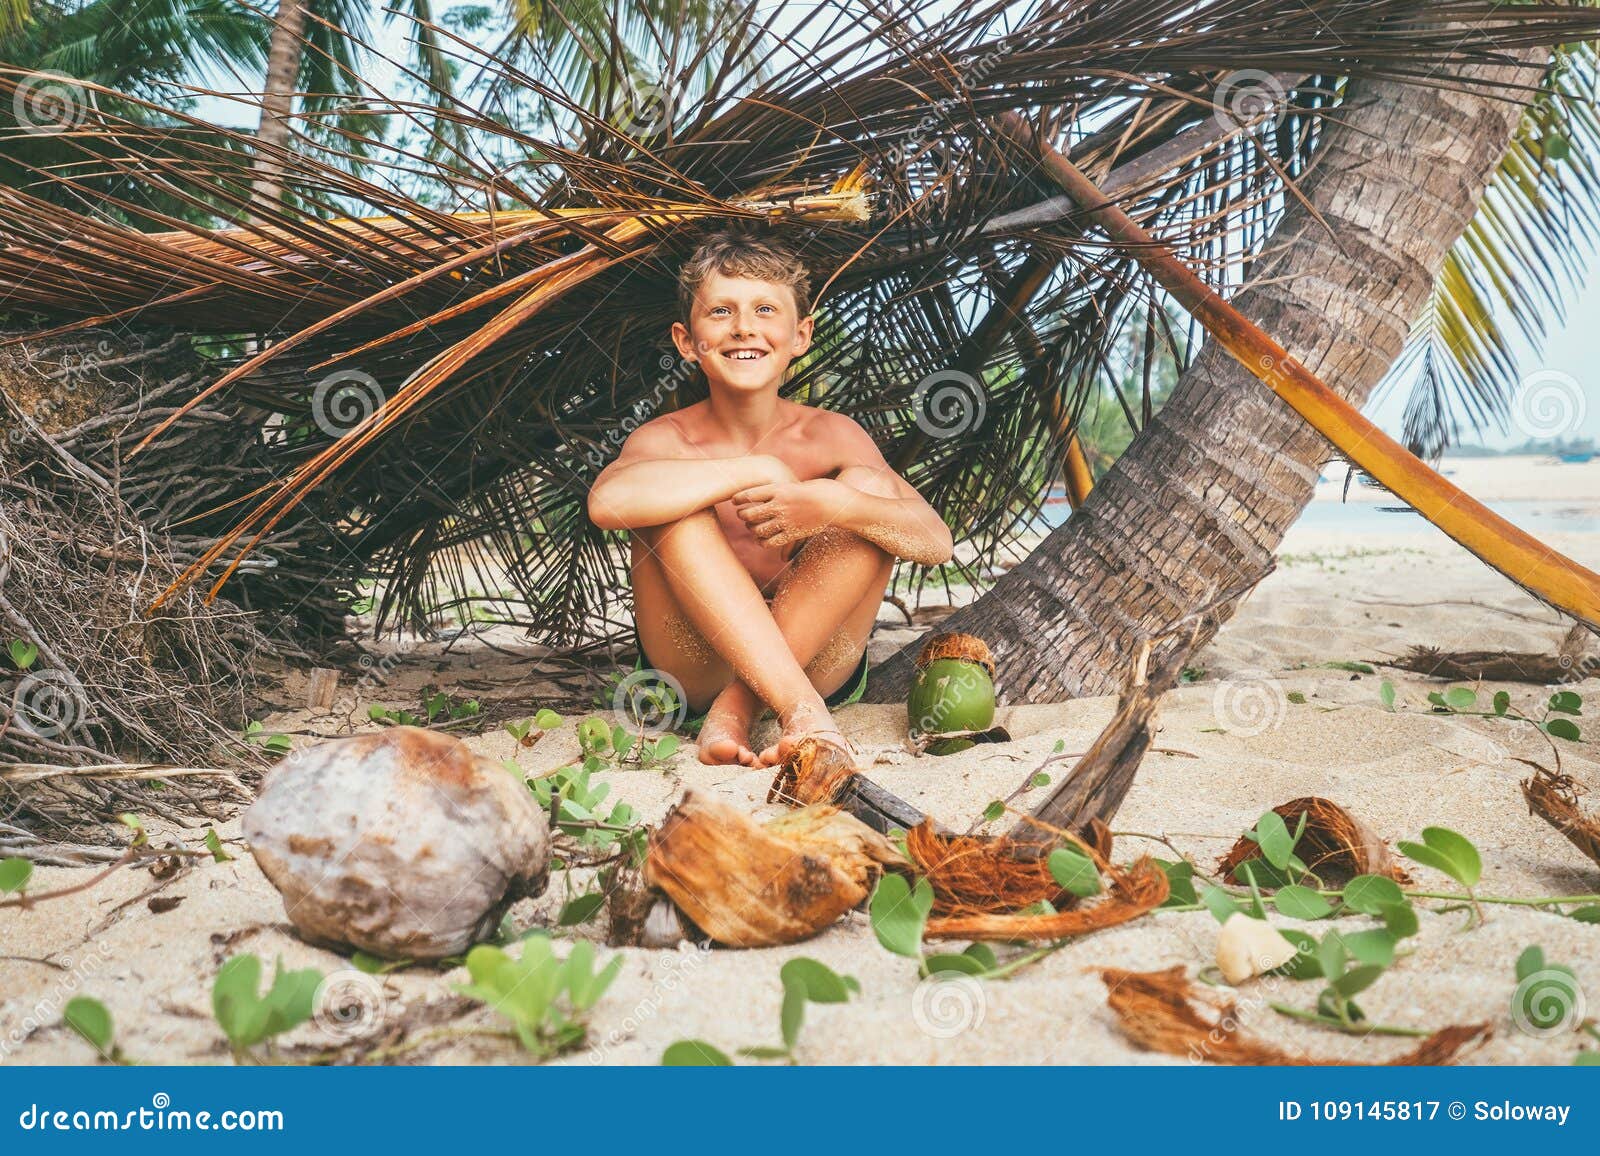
[836, 464, 899, 499]
[635, 506, 721, 552]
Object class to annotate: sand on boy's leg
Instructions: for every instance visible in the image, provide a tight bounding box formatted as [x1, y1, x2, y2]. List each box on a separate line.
[630, 487, 893, 767]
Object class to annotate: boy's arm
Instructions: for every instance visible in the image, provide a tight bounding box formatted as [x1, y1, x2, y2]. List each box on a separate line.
[586, 420, 795, 531]
[731, 418, 954, 565]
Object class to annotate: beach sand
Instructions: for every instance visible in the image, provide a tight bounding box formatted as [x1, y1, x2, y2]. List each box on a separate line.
[4, 455, 1598, 1066]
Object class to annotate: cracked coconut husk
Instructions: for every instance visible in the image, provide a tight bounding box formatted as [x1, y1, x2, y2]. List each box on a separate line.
[1217, 797, 1411, 886]
[1099, 966, 1491, 1065]
[905, 818, 1113, 917]
[913, 631, 996, 678]
[642, 789, 908, 947]
[1520, 762, 1600, 871]
[767, 735, 859, 807]
[923, 855, 1168, 942]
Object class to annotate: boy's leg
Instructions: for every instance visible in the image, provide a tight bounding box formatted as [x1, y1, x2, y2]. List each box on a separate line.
[709, 465, 898, 764]
[632, 507, 835, 762]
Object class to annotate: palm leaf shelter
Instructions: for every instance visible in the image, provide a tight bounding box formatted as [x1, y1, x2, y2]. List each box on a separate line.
[2, 0, 1597, 722]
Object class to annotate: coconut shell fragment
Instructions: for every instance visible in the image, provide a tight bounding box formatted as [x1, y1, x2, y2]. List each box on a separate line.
[1521, 763, 1600, 870]
[243, 726, 551, 960]
[1218, 796, 1410, 885]
[643, 790, 907, 948]
[768, 735, 858, 806]
[1100, 966, 1490, 1065]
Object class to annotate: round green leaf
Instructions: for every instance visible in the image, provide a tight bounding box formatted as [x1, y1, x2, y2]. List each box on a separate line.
[1273, 884, 1333, 920]
[662, 1039, 732, 1066]
[0, 856, 32, 893]
[1342, 874, 1404, 915]
[63, 996, 114, 1057]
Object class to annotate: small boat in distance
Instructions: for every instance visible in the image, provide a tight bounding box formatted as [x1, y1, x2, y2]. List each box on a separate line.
[1558, 449, 1596, 464]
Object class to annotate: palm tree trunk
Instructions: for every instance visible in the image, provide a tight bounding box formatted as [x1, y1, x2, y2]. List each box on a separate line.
[867, 50, 1548, 704]
[251, 0, 308, 207]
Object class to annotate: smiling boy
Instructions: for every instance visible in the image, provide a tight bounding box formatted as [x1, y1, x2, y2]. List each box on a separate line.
[586, 232, 953, 767]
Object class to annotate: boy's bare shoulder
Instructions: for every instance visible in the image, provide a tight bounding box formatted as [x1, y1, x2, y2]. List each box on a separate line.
[790, 404, 885, 465]
[615, 406, 700, 460]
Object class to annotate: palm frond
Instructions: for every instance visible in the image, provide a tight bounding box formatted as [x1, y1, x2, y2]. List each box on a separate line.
[1394, 41, 1600, 456]
[3, 0, 1598, 643]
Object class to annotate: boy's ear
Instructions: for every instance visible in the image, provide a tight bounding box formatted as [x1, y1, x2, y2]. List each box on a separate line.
[670, 320, 698, 363]
[792, 312, 815, 353]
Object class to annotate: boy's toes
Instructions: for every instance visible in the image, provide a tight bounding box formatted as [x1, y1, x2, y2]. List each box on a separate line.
[738, 745, 763, 767]
[697, 736, 744, 766]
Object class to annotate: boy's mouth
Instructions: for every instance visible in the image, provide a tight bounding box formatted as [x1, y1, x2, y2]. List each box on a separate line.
[720, 348, 770, 362]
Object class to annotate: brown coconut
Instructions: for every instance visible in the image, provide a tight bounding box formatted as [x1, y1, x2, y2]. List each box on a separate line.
[243, 726, 550, 960]
[915, 631, 996, 678]
[643, 790, 907, 947]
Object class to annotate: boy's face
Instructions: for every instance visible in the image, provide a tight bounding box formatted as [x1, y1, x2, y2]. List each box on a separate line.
[671, 271, 814, 397]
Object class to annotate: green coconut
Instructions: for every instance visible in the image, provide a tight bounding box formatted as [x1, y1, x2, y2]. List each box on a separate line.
[908, 633, 997, 744]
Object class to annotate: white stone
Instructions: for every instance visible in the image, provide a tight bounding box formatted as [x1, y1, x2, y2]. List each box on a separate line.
[1215, 912, 1299, 985]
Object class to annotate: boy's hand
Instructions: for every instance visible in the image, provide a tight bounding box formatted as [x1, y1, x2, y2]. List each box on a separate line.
[731, 478, 855, 550]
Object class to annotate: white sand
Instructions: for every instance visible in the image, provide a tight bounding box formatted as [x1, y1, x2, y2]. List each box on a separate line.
[3, 455, 1598, 1066]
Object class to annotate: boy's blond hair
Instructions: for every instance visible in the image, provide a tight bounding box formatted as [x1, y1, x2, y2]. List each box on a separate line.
[677, 231, 812, 324]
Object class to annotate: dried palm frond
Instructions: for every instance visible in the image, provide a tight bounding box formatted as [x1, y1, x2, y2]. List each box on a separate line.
[1390, 42, 1600, 457]
[1100, 966, 1491, 1065]
[3, 2, 1600, 642]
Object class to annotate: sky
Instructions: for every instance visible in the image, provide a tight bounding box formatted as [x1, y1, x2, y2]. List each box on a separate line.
[190, 3, 1600, 453]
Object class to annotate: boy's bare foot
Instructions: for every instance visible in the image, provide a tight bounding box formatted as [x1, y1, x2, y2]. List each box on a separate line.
[757, 702, 851, 767]
[696, 685, 763, 766]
